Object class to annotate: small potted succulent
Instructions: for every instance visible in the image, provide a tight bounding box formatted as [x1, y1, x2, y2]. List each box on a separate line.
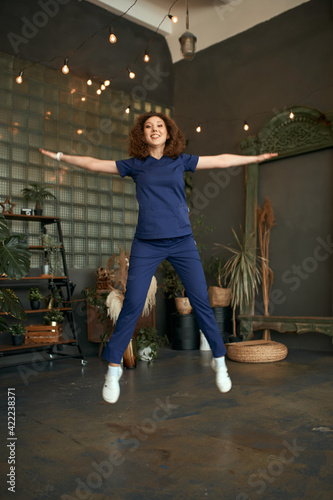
[9, 323, 26, 346]
[135, 324, 168, 365]
[27, 287, 44, 310]
[43, 310, 64, 326]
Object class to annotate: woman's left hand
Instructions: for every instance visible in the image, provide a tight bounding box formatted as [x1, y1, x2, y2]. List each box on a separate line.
[256, 152, 278, 163]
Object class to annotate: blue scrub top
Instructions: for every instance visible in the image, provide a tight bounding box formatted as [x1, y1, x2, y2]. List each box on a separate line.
[116, 153, 199, 239]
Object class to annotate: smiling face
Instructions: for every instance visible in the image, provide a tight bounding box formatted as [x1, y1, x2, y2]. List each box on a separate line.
[143, 116, 170, 153]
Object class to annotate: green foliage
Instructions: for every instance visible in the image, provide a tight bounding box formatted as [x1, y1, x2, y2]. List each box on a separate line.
[41, 233, 62, 274]
[43, 310, 64, 324]
[27, 287, 44, 301]
[221, 229, 262, 311]
[20, 183, 56, 205]
[0, 289, 27, 332]
[0, 215, 31, 280]
[8, 323, 26, 336]
[160, 261, 184, 299]
[82, 287, 112, 344]
[0, 215, 30, 331]
[135, 324, 168, 365]
[206, 255, 225, 287]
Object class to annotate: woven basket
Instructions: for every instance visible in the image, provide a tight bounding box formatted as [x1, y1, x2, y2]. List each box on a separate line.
[208, 287, 231, 307]
[25, 324, 63, 344]
[225, 340, 288, 363]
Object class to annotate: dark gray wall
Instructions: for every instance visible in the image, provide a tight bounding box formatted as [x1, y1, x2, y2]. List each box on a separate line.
[174, 0, 333, 350]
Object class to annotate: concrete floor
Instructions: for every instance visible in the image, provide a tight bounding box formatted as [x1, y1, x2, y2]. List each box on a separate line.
[0, 347, 332, 500]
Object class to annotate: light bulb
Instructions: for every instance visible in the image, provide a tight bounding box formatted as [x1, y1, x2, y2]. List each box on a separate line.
[81, 97, 86, 101]
[104, 80, 110, 86]
[62, 58, 69, 74]
[243, 121, 249, 131]
[125, 106, 131, 114]
[16, 71, 23, 84]
[96, 89, 102, 95]
[100, 84, 105, 91]
[289, 110, 294, 119]
[168, 14, 178, 23]
[109, 28, 117, 44]
[144, 51, 150, 63]
[196, 125, 201, 133]
[87, 79, 92, 85]
[127, 68, 135, 79]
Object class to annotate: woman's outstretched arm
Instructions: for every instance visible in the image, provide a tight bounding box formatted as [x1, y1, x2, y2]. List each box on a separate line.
[196, 152, 277, 170]
[39, 149, 120, 175]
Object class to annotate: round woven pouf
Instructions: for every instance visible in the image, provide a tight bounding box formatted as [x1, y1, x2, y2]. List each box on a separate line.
[225, 340, 288, 363]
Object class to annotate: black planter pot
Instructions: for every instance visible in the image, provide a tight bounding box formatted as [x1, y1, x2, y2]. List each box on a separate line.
[30, 300, 41, 310]
[34, 209, 43, 216]
[213, 306, 233, 343]
[171, 313, 200, 350]
[12, 334, 24, 346]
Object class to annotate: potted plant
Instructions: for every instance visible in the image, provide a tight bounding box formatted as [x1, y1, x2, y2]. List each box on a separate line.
[218, 229, 262, 340]
[161, 261, 192, 315]
[9, 323, 26, 346]
[41, 233, 61, 276]
[20, 182, 56, 216]
[43, 310, 64, 326]
[27, 287, 44, 310]
[207, 255, 232, 308]
[135, 324, 168, 365]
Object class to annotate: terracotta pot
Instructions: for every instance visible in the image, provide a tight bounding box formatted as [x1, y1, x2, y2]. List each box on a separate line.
[175, 297, 192, 315]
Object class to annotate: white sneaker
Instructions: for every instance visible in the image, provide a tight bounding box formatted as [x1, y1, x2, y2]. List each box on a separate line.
[102, 366, 123, 404]
[211, 359, 232, 393]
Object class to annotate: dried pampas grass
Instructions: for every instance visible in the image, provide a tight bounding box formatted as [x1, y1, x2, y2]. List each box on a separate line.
[142, 276, 157, 317]
[106, 290, 124, 323]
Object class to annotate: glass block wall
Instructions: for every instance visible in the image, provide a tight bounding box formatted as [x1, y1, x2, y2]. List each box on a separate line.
[0, 52, 172, 269]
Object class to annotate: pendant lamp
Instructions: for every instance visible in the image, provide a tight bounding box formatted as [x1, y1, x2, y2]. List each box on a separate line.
[179, 0, 197, 60]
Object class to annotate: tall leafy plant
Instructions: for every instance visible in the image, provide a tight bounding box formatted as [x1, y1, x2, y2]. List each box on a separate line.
[218, 229, 262, 337]
[0, 214, 31, 331]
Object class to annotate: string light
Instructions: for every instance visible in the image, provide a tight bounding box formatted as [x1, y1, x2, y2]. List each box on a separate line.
[125, 105, 131, 114]
[87, 78, 92, 85]
[15, 70, 23, 84]
[100, 84, 106, 91]
[243, 121, 249, 131]
[196, 124, 201, 133]
[109, 27, 117, 44]
[127, 68, 135, 79]
[289, 110, 295, 119]
[96, 89, 102, 95]
[104, 80, 111, 86]
[62, 57, 69, 74]
[144, 51, 150, 63]
[168, 14, 178, 23]
[81, 97, 86, 101]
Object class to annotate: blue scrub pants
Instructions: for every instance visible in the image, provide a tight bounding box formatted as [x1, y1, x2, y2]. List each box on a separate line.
[102, 234, 227, 364]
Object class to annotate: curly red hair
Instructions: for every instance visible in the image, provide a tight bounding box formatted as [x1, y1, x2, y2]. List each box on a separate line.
[128, 112, 186, 160]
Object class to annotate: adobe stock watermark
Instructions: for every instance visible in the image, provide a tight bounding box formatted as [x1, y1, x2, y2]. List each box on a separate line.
[236, 439, 306, 499]
[191, 165, 243, 216]
[255, 233, 333, 316]
[61, 394, 179, 500]
[7, 0, 71, 54]
[213, 0, 243, 21]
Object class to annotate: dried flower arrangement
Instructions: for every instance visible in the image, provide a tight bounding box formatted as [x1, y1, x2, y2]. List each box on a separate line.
[257, 197, 276, 340]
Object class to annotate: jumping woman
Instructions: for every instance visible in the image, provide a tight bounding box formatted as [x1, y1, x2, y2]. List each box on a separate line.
[40, 112, 276, 404]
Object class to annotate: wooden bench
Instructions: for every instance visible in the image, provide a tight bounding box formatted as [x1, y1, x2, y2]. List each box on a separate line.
[239, 315, 333, 341]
